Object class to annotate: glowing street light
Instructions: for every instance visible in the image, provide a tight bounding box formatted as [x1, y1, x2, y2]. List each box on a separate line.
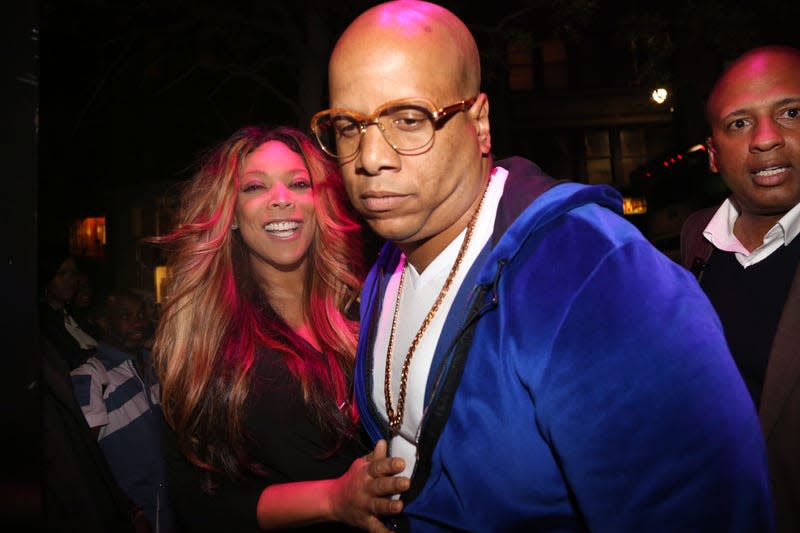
[651, 87, 668, 104]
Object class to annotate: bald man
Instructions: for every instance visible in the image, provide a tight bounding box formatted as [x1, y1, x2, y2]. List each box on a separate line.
[681, 45, 800, 533]
[312, 1, 774, 530]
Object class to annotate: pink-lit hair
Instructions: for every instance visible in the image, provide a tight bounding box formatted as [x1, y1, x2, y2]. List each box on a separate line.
[150, 125, 364, 487]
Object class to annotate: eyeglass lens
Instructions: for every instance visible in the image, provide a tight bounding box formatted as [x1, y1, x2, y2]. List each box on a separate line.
[316, 103, 435, 157]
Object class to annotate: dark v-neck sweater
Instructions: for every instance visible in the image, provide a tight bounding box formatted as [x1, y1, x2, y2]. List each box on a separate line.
[701, 235, 800, 407]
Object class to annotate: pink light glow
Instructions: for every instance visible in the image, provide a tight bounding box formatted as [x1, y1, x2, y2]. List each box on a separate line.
[375, 2, 438, 36]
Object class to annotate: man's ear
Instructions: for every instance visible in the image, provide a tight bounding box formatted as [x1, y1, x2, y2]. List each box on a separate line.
[469, 93, 491, 155]
[707, 136, 719, 173]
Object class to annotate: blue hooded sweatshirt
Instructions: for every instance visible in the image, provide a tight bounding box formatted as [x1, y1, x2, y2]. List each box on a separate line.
[355, 157, 774, 532]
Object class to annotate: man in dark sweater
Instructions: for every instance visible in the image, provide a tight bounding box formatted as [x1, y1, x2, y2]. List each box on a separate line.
[681, 45, 800, 533]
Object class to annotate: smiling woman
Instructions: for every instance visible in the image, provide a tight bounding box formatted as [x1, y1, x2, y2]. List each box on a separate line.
[235, 141, 318, 280]
[148, 125, 410, 532]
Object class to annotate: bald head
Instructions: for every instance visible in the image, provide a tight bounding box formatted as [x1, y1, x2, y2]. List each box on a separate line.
[330, 0, 481, 102]
[707, 45, 800, 124]
[323, 0, 493, 271]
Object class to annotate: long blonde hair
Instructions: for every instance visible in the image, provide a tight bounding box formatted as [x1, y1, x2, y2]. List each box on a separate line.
[151, 125, 364, 486]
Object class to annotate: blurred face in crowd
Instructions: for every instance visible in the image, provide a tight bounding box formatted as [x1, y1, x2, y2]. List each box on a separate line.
[103, 294, 148, 352]
[235, 141, 317, 278]
[707, 47, 800, 218]
[46, 257, 78, 308]
[74, 271, 92, 310]
[326, 1, 491, 270]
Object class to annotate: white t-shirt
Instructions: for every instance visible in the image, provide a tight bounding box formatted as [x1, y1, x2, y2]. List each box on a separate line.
[371, 166, 508, 479]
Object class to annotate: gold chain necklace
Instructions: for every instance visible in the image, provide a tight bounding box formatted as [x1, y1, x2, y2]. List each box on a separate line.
[384, 181, 490, 435]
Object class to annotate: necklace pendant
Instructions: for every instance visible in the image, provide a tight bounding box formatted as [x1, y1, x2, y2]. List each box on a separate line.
[388, 417, 402, 437]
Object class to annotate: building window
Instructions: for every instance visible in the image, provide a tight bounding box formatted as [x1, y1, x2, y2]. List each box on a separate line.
[614, 127, 646, 189]
[154, 265, 170, 304]
[507, 37, 534, 91]
[507, 38, 568, 92]
[540, 40, 568, 90]
[584, 130, 612, 184]
[69, 216, 106, 259]
[581, 125, 675, 187]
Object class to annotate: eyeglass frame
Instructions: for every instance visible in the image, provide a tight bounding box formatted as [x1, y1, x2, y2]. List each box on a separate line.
[310, 95, 478, 159]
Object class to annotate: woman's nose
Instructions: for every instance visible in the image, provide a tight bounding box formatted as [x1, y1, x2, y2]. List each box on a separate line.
[270, 184, 293, 208]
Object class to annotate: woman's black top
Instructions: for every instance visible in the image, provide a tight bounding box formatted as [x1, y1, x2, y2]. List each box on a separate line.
[164, 341, 369, 532]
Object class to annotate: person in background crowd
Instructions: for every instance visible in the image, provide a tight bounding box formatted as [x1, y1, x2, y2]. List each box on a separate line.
[311, 1, 774, 530]
[131, 288, 159, 350]
[71, 267, 99, 340]
[71, 288, 174, 532]
[151, 125, 409, 532]
[681, 44, 800, 533]
[41, 332, 150, 533]
[39, 243, 97, 369]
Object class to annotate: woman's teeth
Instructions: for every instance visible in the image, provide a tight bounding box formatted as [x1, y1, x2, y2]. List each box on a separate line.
[264, 221, 300, 236]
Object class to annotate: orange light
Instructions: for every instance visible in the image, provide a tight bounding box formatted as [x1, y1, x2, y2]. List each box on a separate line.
[154, 265, 170, 304]
[622, 197, 647, 215]
[69, 216, 107, 258]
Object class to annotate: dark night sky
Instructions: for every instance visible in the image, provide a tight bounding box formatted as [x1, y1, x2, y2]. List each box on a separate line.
[37, 0, 800, 237]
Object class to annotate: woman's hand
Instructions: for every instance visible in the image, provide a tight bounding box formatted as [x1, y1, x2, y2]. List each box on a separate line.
[256, 440, 410, 531]
[328, 439, 410, 532]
